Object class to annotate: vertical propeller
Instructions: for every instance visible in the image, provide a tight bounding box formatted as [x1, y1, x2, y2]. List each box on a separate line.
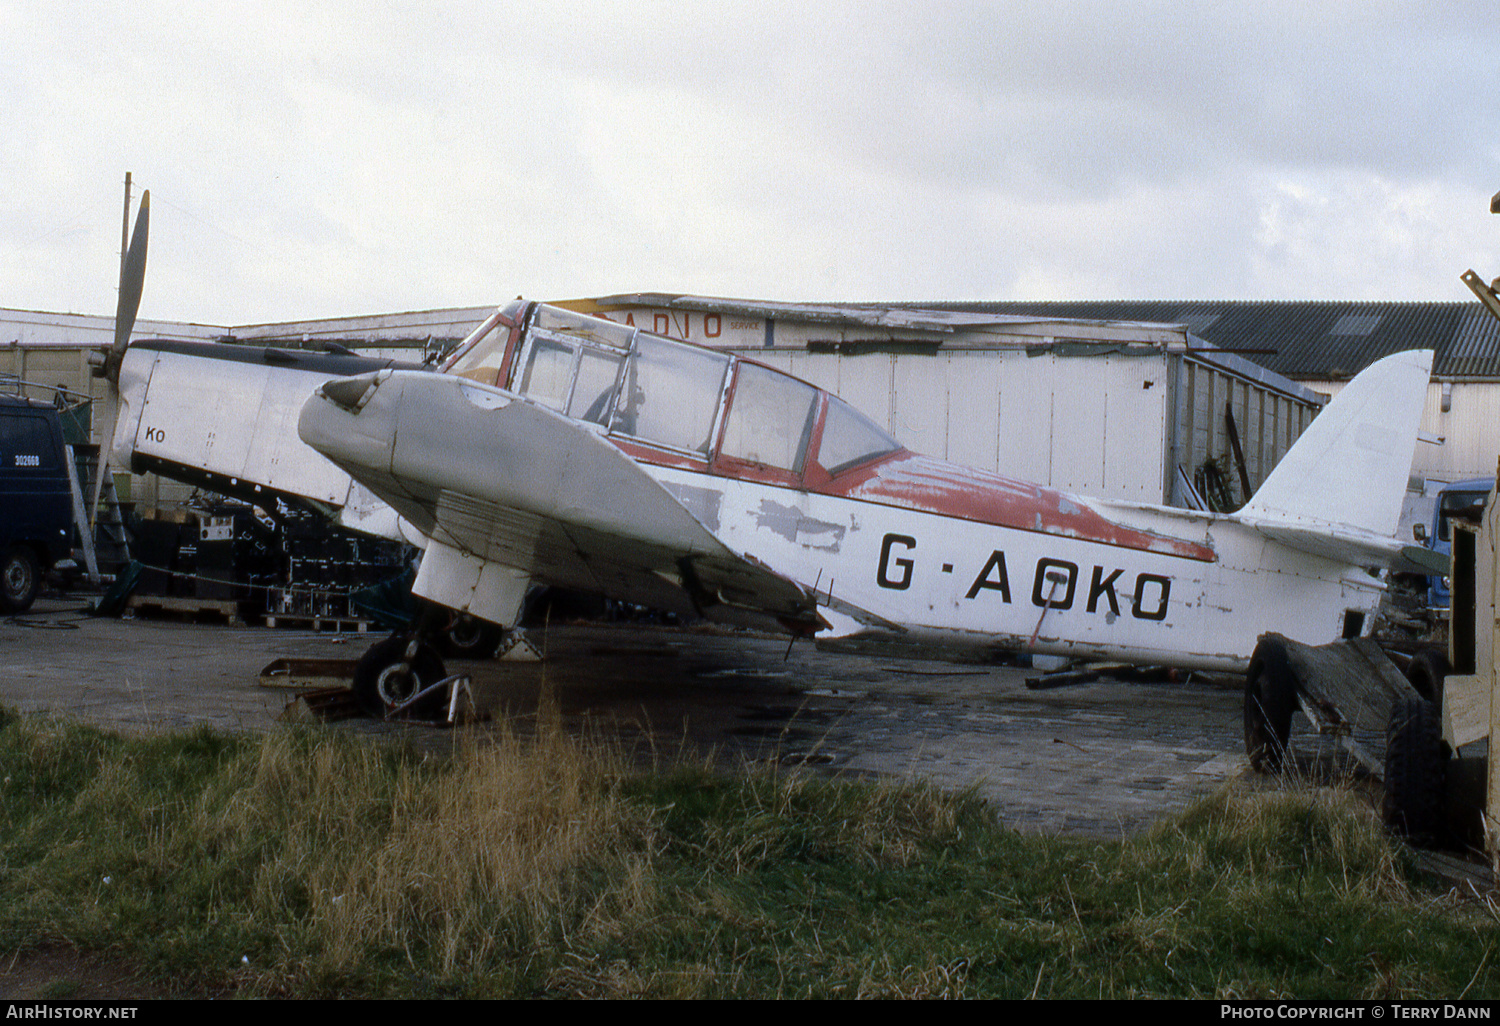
[88, 188, 149, 528]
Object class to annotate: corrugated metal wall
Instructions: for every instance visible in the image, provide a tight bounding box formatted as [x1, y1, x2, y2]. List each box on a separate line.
[922, 299, 1492, 380]
[741, 347, 1178, 501]
[1174, 357, 1318, 509]
[1311, 378, 1500, 485]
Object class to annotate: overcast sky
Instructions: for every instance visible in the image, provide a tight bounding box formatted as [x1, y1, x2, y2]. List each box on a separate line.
[3, 1, 1498, 326]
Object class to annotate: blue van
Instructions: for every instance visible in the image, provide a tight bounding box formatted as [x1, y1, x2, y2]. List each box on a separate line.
[0, 395, 73, 612]
[1416, 476, 1493, 611]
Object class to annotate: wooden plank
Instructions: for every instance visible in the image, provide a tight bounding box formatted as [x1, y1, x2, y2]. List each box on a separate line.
[278, 686, 362, 723]
[1444, 673, 1489, 748]
[258, 657, 359, 690]
[1278, 635, 1418, 733]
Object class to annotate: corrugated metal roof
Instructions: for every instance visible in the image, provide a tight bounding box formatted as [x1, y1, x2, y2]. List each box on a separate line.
[905, 300, 1500, 379]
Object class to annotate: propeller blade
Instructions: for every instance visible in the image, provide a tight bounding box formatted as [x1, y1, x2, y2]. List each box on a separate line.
[112, 190, 149, 362]
[92, 189, 148, 537]
[88, 386, 118, 531]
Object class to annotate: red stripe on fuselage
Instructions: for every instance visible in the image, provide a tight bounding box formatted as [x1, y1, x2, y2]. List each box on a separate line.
[615, 440, 1216, 563]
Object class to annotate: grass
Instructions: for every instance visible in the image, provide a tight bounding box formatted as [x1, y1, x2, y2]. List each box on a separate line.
[1, 701, 1498, 998]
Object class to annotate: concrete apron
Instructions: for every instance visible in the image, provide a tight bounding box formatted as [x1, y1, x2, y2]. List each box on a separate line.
[1, 597, 1250, 838]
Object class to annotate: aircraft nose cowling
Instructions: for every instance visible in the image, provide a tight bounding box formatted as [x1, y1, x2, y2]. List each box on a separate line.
[320, 373, 380, 412]
[298, 371, 403, 476]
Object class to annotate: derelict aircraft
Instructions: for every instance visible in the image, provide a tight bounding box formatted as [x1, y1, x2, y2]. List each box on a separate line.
[93, 192, 1438, 715]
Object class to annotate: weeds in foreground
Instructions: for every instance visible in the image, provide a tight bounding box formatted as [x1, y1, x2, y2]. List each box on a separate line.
[0, 705, 1496, 998]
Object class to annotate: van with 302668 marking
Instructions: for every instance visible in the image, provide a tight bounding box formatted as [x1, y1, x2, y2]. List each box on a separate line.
[0, 394, 73, 613]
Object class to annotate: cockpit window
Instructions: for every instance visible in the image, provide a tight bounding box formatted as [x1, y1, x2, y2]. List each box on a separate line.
[570, 348, 625, 425]
[513, 307, 631, 425]
[515, 332, 628, 426]
[818, 395, 900, 474]
[444, 299, 529, 383]
[531, 305, 634, 349]
[511, 307, 729, 456]
[446, 321, 509, 384]
[458, 302, 897, 474]
[612, 335, 729, 455]
[720, 362, 818, 472]
[517, 337, 575, 410]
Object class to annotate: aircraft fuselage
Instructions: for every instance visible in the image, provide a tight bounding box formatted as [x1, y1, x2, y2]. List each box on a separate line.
[644, 462, 1378, 671]
[108, 300, 1418, 676]
[294, 299, 1416, 674]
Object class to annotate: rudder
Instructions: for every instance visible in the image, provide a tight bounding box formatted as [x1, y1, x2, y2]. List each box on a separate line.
[1241, 348, 1432, 538]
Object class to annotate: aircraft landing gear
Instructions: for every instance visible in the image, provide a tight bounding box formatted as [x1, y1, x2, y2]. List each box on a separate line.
[350, 603, 532, 720]
[353, 612, 450, 718]
[441, 612, 506, 659]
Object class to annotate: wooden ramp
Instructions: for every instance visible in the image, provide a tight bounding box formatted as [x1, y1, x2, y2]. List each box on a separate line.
[1278, 634, 1420, 734]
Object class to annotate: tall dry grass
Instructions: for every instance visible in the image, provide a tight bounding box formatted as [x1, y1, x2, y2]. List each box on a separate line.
[0, 709, 659, 989]
[228, 722, 658, 981]
[5, 702, 1496, 999]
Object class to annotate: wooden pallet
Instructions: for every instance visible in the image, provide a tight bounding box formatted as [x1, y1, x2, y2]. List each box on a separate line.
[263, 613, 370, 633]
[124, 595, 244, 626]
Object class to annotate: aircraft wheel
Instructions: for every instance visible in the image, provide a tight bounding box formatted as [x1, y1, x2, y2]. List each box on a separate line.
[442, 614, 504, 659]
[1405, 646, 1450, 709]
[1383, 695, 1447, 847]
[0, 546, 40, 614]
[1243, 636, 1297, 773]
[353, 635, 448, 718]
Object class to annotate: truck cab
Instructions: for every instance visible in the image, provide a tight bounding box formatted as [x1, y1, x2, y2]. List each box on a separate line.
[0, 394, 74, 612]
[1415, 477, 1493, 611]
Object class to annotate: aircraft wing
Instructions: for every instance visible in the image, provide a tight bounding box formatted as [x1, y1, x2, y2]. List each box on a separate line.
[297, 369, 825, 632]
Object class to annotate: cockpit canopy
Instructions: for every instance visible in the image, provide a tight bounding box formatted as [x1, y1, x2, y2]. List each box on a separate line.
[444, 302, 901, 480]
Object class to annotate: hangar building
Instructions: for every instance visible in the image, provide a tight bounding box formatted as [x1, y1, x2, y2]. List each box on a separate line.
[6, 297, 1496, 517]
[934, 299, 1500, 487]
[553, 295, 1323, 511]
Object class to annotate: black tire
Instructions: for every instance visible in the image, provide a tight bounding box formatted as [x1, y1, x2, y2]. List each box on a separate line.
[352, 635, 448, 718]
[0, 546, 41, 614]
[1244, 636, 1298, 773]
[442, 614, 504, 659]
[1383, 695, 1447, 846]
[1405, 646, 1450, 709]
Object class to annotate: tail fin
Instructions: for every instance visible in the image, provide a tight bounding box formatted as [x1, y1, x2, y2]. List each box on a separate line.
[1240, 348, 1432, 538]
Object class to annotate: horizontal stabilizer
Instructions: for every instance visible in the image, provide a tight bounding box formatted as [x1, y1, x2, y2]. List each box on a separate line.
[1394, 543, 1451, 576]
[1238, 521, 1403, 572]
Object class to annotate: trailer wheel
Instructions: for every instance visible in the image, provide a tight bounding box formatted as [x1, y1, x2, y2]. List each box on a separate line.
[353, 635, 448, 718]
[1405, 646, 1450, 709]
[0, 546, 40, 614]
[1244, 636, 1297, 773]
[1383, 696, 1447, 847]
